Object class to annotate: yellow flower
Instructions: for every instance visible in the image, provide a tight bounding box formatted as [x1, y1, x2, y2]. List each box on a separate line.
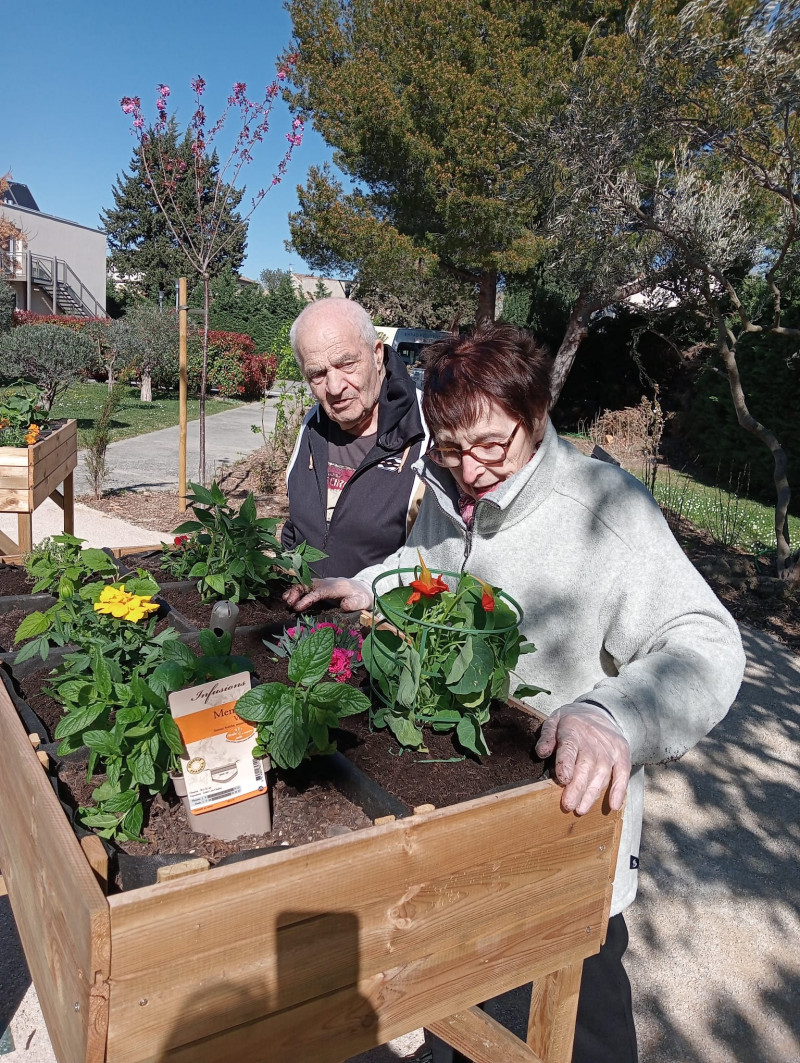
[93, 585, 159, 623]
[25, 424, 41, 445]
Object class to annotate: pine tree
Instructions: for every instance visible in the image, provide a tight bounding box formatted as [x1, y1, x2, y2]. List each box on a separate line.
[101, 122, 246, 301]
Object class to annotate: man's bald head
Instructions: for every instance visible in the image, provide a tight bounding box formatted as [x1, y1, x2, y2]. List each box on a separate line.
[289, 298, 386, 436]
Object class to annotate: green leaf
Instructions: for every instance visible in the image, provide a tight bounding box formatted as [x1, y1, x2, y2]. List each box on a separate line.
[386, 712, 424, 748]
[91, 647, 112, 698]
[121, 802, 144, 839]
[187, 483, 217, 505]
[124, 574, 160, 598]
[162, 639, 197, 668]
[447, 638, 495, 695]
[235, 684, 286, 723]
[91, 779, 121, 802]
[102, 789, 139, 814]
[456, 715, 490, 757]
[239, 493, 257, 525]
[310, 682, 370, 718]
[204, 573, 226, 596]
[149, 661, 188, 699]
[288, 628, 335, 686]
[54, 702, 107, 739]
[129, 747, 156, 786]
[445, 636, 473, 686]
[512, 683, 551, 699]
[79, 810, 121, 830]
[83, 729, 121, 757]
[272, 694, 308, 769]
[14, 611, 52, 643]
[159, 714, 185, 756]
[396, 646, 421, 710]
[82, 548, 116, 574]
[189, 561, 209, 578]
[198, 629, 231, 657]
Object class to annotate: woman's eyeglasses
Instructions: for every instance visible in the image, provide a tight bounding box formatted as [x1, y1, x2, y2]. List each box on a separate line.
[428, 420, 522, 468]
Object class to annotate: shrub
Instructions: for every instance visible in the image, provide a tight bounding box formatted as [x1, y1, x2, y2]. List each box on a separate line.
[0, 280, 14, 334]
[187, 329, 274, 398]
[242, 351, 277, 397]
[0, 323, 94, 409]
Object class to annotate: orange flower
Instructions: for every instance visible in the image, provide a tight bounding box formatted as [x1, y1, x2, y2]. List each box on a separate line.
[476, 578, 495, 612]
[24, 424, 40, 446]
[407, 550, 448, 605]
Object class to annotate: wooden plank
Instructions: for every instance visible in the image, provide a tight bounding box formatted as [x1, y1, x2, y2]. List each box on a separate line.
[17, 513, 32, 555]
[527, 963, 584, 1063]
[80, 836, 110, 895]
[0, 526, 20, 555]
[0, 873, 7, 898]
[0, 682, 111, 1063]
[63, 472, 74, 535]
[0, 466, 30, 490]
[0, 488, 30, 513]
[29, 420, 77, 478]
[156, 859, 210, 883]
[113, 544, 165, 558]
[106, 785, 620, 1061]
[0, 447, 30, 466]
[32, 451, 79, 511]
[429, 1006, 543, 1063]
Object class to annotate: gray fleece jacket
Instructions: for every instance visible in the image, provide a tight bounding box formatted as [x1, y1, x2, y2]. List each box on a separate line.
[357, 419, 746, 915]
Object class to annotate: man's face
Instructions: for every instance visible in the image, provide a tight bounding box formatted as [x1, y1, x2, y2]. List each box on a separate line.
[295, 317, 385, 435]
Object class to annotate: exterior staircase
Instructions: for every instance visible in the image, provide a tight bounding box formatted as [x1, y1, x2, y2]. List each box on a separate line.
[29, 253, 105, 318]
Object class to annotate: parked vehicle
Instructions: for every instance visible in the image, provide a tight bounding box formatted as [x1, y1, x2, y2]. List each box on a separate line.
[375, 327, 451, 369]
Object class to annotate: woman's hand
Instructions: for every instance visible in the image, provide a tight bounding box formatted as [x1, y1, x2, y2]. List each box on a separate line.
[282, 578, 374, 613]
[535, 703, 631, 815]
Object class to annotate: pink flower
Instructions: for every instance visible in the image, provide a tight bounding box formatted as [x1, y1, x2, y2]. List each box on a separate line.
[158, 84, 170, 98]
[121, 96, 140, 114]
[133, 117, 145, 129]
[191, 76, 206, 95]
[329, 648, 354, 682]
[292, 117, 303, 130]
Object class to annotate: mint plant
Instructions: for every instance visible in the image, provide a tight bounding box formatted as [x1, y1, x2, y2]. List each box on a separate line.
[362, 556, 547, 756]
[53, 630, 253, 841]
[236, 627, 369, 770]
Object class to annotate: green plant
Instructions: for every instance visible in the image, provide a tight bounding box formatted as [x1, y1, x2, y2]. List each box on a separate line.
[362, 555, 544, 756]
[24, 533, 118, 595]
[702, 466, 752, 549]
[236, 627, 369, 769]
[266, 614, 363, 681]
[14, 573, 165, 668]
[0, 380, 49, 446]
[0, 324, 94, 410]
[171, 480, 326, 602]
[82, 382, 125, 498]
[253, 386, 313, 491]
[52, 629, 252, 840]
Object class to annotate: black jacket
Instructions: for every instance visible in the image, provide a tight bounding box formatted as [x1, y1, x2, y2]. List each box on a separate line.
[281, 348, 428, 578]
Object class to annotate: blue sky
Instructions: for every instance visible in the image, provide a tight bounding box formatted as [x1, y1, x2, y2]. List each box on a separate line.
[2, 0, 334, 278]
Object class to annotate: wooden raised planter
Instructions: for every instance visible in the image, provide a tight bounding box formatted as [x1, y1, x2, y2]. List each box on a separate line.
[0, 546, 624, 1063]
[0, 419, 78, 556]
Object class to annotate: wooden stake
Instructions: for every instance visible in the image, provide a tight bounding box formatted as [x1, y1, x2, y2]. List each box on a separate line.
[178, 276, 188, 513]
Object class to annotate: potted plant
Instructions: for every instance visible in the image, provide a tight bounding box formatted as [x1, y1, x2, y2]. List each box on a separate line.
[362, 552, 548, 755]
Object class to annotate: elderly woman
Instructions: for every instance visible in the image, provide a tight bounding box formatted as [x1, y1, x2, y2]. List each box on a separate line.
[286, 323, 745, 1062]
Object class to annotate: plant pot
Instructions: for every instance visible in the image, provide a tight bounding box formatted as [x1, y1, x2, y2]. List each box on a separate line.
[170, 760, 272, 841]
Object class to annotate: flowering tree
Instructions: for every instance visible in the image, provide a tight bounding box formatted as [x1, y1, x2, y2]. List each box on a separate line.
[121, 66, 304, 483]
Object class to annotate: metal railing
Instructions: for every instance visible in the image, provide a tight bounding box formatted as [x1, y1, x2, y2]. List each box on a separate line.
[1, 250, 105, 318]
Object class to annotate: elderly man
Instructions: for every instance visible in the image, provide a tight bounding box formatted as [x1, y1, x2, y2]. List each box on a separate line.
[281, 298, 428, 577]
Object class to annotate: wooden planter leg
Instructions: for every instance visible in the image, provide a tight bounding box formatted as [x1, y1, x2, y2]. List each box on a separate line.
[526, 961, 584, 1063]
[16, 513, 32, 556]
[429, 1005, 545, 1063]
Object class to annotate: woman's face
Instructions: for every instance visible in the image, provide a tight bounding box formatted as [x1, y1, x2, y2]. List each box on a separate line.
[432, 401, 542, 500]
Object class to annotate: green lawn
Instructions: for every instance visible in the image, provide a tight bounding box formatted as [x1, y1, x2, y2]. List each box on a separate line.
[52, 384, 243, 443]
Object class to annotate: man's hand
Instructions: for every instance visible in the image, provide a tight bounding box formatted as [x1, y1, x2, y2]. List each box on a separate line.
[535, 703, 631, 815]
[282, 578, 374, 613]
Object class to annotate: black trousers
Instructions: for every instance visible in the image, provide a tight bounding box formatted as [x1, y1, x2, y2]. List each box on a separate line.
[425, 914, 638, 1063]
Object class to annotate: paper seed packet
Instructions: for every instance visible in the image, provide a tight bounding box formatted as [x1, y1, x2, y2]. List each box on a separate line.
[169, 671, 268, 815]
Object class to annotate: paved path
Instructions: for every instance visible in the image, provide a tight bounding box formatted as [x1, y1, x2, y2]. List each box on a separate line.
[1, 625, 797, 1062]
[0, 394, 291, 552]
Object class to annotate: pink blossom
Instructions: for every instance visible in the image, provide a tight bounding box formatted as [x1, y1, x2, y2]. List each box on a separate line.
[329, 648, 354, 682]
[121, 96, 140, 114]
[158, 84, 170, 98]
[292, 117, 303, 130]
[133, 117, 145, 129]
[191, 76, 206, 95]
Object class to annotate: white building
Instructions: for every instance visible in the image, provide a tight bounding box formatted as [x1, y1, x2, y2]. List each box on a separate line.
[1, 181, 106, 317]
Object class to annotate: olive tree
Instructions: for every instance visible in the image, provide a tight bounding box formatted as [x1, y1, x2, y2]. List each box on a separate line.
[0, 324, 94, 409]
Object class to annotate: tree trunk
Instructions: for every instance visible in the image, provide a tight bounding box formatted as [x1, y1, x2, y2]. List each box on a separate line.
[140, 372, 152, 403]
[476, 270, 497, 324]
[199, 275, 209, 486]
[107, 367, 114, 394]
[550, 293, 599, 407]
[714, 314, 797, 582]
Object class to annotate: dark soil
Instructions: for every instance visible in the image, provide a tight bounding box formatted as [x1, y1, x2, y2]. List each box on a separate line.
[162, 585, 298, 631]
[0, 608, 32, 654]
[0, 565, 37, 595]
[56, 755, 372, 880]
[116, 550, 177, 583]
[9, 665, 62, 739]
